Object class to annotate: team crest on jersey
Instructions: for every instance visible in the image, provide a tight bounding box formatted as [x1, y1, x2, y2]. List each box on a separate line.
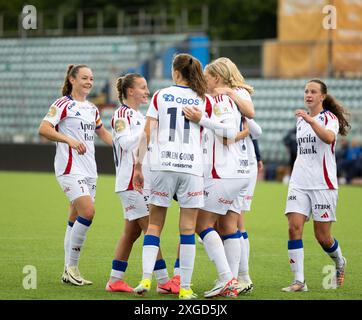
[213, 104, 228, 117]
[47, 105, 57, 117]
[319, 116, 324, 121]
[163, 94, 174, 102]
[114, 119, 126, 132]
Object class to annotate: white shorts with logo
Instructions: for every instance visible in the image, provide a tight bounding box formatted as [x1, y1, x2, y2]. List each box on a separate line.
[203, 178, 248, 215]
[56, 174, 97, 203]
[285, 186, 338, 222]
[150, 171, 204, 208]
[229, 162, 258, 213]
[118, 189, 150, 221]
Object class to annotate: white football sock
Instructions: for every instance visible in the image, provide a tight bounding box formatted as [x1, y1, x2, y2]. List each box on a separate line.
[64, 221, 73, 267]
[201, 228, 233, 282]
[142, 235, 160, 280]
[68, 217, 92, 267]
[288, 240, 304, 283]
[222, 233, 241, 278]
[323, 238, 344, 268]
[179, 234, 196, 290]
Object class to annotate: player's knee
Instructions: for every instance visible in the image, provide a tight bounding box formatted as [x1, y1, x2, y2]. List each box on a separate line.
[180, 223, 195, 235]
[288, 224, 303, 239]
[217, 224, 235, 236]
[81, 206, 95, 221]
[124, 228, 142, 243]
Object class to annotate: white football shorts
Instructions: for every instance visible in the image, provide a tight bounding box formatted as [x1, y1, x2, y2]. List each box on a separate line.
[149, 171, 204, 208]
[229, 161, 258, 213]
[56, 174, 97, 203]
[118, 189, 150, 221]
[285, 187, 338, 222]
[202, 178, 248, 215]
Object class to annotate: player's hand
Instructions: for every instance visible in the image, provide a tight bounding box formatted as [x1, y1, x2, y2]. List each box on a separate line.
[132, 165, 144, 193]
[257, 160, 264, 173]
[242, 117, 249, 134]
[67, 138, 86, 155]
[295, 109, 314, 124]
[183, 106, 202, 123]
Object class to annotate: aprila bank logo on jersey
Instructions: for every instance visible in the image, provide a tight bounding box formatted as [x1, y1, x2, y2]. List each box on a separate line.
[163, 94, 174, 102]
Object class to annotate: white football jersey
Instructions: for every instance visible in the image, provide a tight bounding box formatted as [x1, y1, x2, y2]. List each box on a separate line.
[112, 105, 151, 192]
[146, 85, 212, 176]
[289, 110, 339, 190]
[233, 87, 257, 166]
[203, 94, 250, 179]
[43, 96, 102, 178]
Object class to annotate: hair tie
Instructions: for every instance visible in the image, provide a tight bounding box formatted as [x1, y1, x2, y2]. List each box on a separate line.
[189, 58, 193, 65]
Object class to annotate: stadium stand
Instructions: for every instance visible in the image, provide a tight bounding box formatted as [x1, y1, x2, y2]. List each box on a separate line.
[1, 36, 362, 163]
[0, 34, 188, 142]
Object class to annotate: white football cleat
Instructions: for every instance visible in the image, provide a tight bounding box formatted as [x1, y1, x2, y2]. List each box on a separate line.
[66, 266, 93, 286]
[282, 280, 308, 292]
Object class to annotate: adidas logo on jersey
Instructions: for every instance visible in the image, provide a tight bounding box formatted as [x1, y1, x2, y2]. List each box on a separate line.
[75, 111, 81, 116]
[321, 212, 329, 219]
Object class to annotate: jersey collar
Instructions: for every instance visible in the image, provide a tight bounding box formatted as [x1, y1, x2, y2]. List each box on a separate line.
[173, 84, 190, 89]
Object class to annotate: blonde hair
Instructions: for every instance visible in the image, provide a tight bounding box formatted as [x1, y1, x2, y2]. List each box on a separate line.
[205, 60, 233, 87]
[214, 57, 254, 94]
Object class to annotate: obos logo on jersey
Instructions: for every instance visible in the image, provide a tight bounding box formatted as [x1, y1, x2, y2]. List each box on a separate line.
[163, 94, 174, 102]
[162, 93, 200, 105]
[47, 105, 57, 117]
[114, 119, 126, 132]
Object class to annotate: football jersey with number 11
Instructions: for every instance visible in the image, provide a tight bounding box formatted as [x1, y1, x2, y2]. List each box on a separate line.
[146, 85, 212, 176]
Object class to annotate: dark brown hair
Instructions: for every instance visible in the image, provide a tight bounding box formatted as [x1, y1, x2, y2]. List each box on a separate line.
[116, 73, 143, 103]
[172, 53, 207, 100]
[62, 64, 89, 96]
[308, 79, 351, 136]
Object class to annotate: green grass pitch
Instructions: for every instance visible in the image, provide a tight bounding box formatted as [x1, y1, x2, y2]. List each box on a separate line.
[0, 171, 361, 300]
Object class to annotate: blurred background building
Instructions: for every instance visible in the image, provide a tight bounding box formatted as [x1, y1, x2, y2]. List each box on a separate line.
[0, 0, 361, 183]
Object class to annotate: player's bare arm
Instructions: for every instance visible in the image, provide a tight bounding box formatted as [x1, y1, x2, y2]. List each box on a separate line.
[38, 120, 86, 154]
[295, 109, 335, 144]
[214, 87, 255, 119]
[223, 117, 249, 145]
[96, 126, 113, 146]
[133, 117, 157, 193]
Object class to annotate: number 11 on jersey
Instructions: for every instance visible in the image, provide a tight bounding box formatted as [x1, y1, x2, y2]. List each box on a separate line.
[167, 107, 190, 144]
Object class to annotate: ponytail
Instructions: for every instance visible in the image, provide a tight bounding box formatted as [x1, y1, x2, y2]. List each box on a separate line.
[61, 64, 89, 96]
[116, 77, 124, 103]
[172, 54, 207, 100]
[323, 94, 351, 136]
[308, 79, 351, 136]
